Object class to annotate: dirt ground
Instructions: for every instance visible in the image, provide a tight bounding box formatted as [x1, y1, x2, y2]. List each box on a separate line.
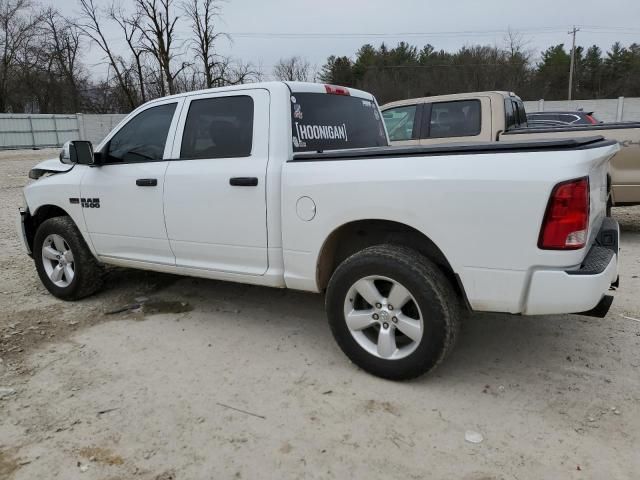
[1, 149, 639, 480]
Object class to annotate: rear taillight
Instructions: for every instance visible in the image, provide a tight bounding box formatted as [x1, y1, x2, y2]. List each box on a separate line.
[538, 177, 590, 250]
[324, 84, 350, 96]
[586, 115, 597, 124]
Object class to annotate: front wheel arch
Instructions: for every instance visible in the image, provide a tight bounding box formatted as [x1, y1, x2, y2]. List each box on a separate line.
[25, 204, 72, 252]
[33, 215, 103, 300]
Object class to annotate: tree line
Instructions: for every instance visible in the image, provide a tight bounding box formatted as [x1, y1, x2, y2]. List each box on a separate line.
[318, 37, 640, 104]
[1, 0, 639, 113]
[0, 0, 259, 113]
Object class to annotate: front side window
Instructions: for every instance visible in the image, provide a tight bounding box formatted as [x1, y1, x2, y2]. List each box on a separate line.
[382, 105, 417, 141]
[106, 103, 177, 163]
[180, 96, 254, 159]
[428, 100, 481, 138]
[291, 93, 387, 152]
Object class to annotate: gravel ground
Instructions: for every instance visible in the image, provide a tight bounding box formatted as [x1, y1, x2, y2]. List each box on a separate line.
[1, 149, 639, 480]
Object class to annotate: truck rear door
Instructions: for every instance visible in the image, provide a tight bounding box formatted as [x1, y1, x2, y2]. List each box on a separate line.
[163, 89, 270, 275]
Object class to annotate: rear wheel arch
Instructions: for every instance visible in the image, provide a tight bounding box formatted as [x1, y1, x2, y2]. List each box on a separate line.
[316, 219, 465, 302]
[325, 243, 461, 379]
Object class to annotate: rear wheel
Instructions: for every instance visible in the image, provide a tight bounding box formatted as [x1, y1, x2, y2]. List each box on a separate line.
[326, 244, 461, 380]
[33, 216, 103, 300]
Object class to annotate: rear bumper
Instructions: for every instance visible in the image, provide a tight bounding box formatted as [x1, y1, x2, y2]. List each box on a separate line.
[524, 218, 619, 315]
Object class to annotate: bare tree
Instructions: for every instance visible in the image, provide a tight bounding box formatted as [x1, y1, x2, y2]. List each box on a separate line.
[273, 56, 311, 81]
[77, 0, 138, 109]
[182, 0, 225, 88]
[109, 2, 147, 103]
[0, 0, 41, 111]
[43, 8, 83, 111]
[136, 0, 187, 95]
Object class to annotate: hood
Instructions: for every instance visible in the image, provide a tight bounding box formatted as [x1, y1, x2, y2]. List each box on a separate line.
[29, 157, 75, 179]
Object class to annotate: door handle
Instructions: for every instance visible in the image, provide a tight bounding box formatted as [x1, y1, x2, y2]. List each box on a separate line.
[136, 178, 158, 187]
[229, 177, 258, 187]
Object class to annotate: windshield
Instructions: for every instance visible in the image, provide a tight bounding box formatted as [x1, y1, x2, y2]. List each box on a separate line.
[290, 93, 388, 152]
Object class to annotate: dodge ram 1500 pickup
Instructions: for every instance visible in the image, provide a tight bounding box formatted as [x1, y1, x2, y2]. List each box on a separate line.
[381, 91, 640, 207]
[18, 82, 620, 380]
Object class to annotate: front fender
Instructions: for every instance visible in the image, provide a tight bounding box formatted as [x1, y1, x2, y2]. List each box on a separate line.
[23, 164, 97, 257]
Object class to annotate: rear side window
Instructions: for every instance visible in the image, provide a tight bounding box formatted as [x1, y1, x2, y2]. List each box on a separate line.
[291, 93, 387, 152]
[428, 100, 481, 138]
[559, 114, 579, 124]
[382, 105, 417, 141]
[180, 96, 253, 159]
[106, 103, 176, 163]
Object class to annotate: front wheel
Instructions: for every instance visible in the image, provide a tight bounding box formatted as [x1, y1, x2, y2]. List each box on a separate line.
[33, 216, 103, 300]
[326, 244, 461, 380]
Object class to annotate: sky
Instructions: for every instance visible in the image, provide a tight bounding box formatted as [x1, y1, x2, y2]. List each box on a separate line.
[54, 0, 640, 80]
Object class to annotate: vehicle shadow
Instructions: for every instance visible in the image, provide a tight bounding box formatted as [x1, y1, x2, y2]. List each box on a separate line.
[97, 264, 623, 389]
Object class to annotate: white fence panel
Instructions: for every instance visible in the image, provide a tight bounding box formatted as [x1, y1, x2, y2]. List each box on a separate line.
[0, 113, 127, 150]
[523, 97, 640, 122]
[0, 114, 80, 150]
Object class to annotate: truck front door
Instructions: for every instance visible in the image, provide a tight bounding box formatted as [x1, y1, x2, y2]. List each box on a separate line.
[163, 89, 270, 275]
[80, 99, 182, 265]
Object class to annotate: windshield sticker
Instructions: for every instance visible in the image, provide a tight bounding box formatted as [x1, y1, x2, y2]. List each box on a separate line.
[295, 122, 348, 143]
[293, 104, 303, 120]
[290, 95, 297, 103]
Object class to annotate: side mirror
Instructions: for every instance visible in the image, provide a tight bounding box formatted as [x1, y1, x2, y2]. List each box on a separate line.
[60, 140, 95, 165]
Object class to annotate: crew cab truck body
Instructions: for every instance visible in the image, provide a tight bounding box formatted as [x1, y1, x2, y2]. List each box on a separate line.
[381, 91, 640, 206]
[18, 82, 620, 380]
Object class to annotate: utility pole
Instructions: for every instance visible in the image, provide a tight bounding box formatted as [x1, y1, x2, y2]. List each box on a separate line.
[568, 26, 580, 100]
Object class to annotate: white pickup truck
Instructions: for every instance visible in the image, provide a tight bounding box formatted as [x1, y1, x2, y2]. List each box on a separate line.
[17, 82, 621, 380]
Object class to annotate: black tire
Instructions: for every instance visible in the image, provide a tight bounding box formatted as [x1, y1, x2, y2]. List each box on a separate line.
[33, 216, 103, 300]
[325, 244, 461, 380]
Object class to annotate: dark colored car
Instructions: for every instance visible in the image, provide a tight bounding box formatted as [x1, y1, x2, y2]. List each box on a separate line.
[526, 119, 573, 128]
[527, 110, 601, 125]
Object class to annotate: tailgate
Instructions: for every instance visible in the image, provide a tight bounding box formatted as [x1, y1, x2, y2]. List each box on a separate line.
[585, 142, 619, 246]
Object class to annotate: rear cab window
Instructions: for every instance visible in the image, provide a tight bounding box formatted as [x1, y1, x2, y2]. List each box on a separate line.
[290, 91, 388, 152]
[504, 97, 528, 130]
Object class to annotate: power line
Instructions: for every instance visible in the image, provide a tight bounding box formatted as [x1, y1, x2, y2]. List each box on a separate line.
[226, 28, 570, 39]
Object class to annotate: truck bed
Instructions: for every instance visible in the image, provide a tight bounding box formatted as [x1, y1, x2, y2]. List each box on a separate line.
[502, 123, 640, 206]
[292, 136, 615, 162]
